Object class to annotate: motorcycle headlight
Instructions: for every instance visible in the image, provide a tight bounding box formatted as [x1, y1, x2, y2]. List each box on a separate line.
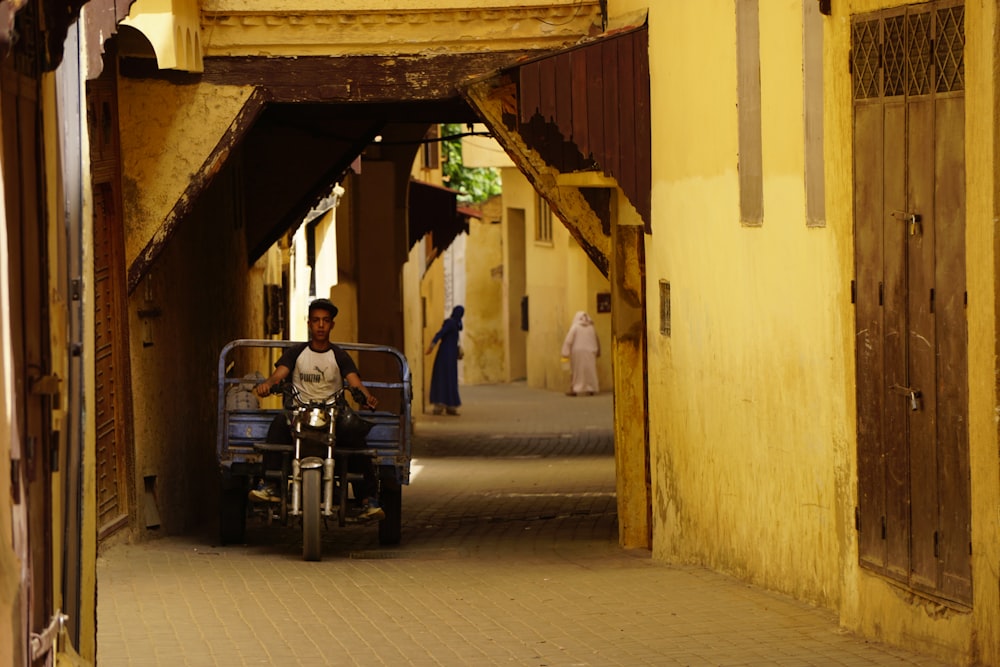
[304, 407, 329, 429]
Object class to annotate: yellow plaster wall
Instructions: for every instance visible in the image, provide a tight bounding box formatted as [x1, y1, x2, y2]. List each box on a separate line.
[609, 0, 999, 662]
[117, 79, 253, 267]
[962, 2, 1000, 658]
[644, 0, 847, 606]
[462, 201, 506, 385]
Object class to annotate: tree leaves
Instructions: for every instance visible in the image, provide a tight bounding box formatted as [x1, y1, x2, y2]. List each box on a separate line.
[441, 123, 502, 205]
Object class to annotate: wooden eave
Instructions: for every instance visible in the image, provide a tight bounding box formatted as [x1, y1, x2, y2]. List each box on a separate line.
[512, 24, 651, 232]
[458, 23, 651, 276]
[408, 180, 469, 258]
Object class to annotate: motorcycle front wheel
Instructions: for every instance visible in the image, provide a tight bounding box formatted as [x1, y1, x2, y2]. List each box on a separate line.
[302, 467, 322, 561]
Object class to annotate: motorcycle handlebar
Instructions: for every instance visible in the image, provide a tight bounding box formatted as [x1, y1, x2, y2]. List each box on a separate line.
[264, 382, 373, 411]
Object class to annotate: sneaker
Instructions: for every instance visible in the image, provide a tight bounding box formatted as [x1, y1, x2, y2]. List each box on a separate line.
[359, 501, 385, 521]
[249, 482, 280, 502]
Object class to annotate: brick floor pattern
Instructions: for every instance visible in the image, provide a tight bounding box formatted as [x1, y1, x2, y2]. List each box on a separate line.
[97, 384, 952, 666]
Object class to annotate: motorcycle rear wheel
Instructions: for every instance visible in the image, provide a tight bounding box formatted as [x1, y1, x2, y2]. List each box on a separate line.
[302, 468, 322, 561]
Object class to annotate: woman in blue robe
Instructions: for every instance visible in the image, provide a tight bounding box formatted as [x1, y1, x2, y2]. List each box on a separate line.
[424, 305, 464, 415]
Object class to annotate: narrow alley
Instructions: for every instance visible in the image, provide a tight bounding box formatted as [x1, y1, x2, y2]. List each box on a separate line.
[96, 383, 950, 666]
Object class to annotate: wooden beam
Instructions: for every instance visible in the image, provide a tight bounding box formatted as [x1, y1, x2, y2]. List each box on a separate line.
[461, 77, 610, 277]
[121, 52, 536, 103]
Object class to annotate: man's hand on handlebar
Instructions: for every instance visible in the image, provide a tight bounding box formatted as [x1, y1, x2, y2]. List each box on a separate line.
[351, 386, 378, 410]
[254, 380, 283, 398]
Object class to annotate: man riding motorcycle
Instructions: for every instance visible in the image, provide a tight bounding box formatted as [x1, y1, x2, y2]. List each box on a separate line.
[253, 298, 384, 520]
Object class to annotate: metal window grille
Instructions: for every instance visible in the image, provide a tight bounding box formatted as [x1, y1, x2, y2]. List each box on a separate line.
[852, 3, 964, 102]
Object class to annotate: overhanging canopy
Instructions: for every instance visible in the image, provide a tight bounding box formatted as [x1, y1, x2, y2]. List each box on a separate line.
[513, 24, 651, 231]
[408, 180, 473, 256]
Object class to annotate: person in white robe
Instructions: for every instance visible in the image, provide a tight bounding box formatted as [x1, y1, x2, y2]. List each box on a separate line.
[561, 311, 600, 396]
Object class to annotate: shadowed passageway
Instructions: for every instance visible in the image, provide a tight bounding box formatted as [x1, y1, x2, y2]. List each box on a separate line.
[96, 383, 949, 666]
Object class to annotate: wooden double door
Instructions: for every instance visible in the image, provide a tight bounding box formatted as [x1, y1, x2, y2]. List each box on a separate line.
[852, 1, 970, 606]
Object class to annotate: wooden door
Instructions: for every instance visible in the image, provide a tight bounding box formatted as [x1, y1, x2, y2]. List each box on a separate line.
[1, 24, 54, 663]
[852, 1, 970, 606]
[87, 60, 134, 540]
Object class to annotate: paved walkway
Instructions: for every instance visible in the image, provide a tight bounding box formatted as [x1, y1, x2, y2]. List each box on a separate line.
[96, 383, 952, 666]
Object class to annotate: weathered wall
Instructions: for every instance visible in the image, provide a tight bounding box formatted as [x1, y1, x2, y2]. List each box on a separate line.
[643, 0, 850, 600]
[117, 78, 253, 268]
[961, 1, 1000, 658]
[636, 0, 846, 598]
[459, 139, 509, 386]
[608, 0, 1000, 662]
[462, 197, 505, 385]
[127, 161, 264, 536]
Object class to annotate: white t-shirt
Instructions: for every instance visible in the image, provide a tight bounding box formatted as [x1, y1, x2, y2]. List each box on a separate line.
[275, 343, 359, 402]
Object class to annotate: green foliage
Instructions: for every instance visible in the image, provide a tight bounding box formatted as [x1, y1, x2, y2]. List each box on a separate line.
[440, 123, 502, 205]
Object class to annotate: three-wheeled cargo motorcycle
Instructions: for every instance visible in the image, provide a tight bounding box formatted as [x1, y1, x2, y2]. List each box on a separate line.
[216, 339, 412, 560]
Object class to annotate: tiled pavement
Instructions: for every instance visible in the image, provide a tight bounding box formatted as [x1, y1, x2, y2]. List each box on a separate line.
[96, 383, 953, 666]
